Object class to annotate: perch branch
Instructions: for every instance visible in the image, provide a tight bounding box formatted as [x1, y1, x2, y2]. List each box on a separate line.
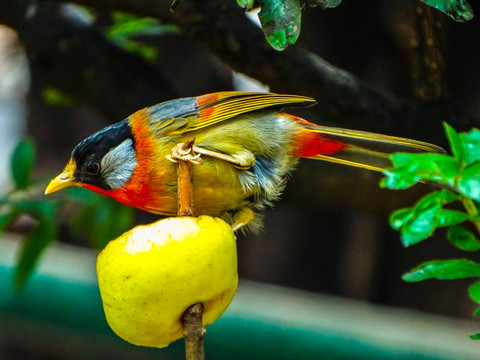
[2, 0, 477, 213]
[183, 303, 206, 360]
[173, 138, 205, 359]
[176, 138, 197, 217]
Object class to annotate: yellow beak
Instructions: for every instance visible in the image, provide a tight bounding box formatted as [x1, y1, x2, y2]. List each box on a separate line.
[45, 158, 78, 195]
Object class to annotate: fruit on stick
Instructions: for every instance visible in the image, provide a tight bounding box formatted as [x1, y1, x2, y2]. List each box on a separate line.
[96, 215, 238, 348]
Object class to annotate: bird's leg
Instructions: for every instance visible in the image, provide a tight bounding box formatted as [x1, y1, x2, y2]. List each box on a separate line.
[168, 140, 254, 170]
[192, 146, 254, 170]
[167, 139, 204, 165]
[231, 207, 255, 232]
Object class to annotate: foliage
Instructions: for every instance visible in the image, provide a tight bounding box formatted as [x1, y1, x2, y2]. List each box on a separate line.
[0, 139, 135, 289]
[68, 187, 135, 249]
[236, 0, 473, 50]
[419, 0, 473, 21]
[43, 86, 74, 107]
[106, 12, 180, 62]
[257, 0, 302, 51]
[381, 123, 480, 339]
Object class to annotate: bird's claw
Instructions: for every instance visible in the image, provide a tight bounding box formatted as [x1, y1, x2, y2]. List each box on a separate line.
[177, 146, 192, 156]
[167, 142, 204, 165]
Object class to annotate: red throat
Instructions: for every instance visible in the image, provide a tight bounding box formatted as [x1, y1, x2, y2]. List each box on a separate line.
[81, 108, 175, 215]
[81, 181, 165, 214]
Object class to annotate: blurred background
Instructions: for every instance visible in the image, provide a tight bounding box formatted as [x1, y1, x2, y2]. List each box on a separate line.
[1, 0, 480, 359]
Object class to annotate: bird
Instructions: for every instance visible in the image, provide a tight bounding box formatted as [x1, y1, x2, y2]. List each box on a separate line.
[45, 91, 444, 231]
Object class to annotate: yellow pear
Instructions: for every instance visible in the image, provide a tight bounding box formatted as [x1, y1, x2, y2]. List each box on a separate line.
[96, 216, 238, 348]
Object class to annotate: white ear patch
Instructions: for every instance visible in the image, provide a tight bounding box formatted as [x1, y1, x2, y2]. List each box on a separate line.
[101, 139, 137, 189]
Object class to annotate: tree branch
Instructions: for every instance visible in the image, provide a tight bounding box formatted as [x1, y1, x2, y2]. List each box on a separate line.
[174, 138, 206, 359]
[176, 138, 197, 217]
[0, 0, 178, 120]
[39, 0, 478, 141]
[182, 303, 206, 360]
[2, 0, 478, 145]
[411, 2, 448, 99]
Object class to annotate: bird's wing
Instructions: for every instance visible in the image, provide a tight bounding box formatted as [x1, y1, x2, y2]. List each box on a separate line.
[145, 92, 316, 135]
[190, 92, 316, 132]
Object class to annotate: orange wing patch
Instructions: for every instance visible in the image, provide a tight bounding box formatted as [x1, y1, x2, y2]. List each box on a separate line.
[189, 92, 316, 132]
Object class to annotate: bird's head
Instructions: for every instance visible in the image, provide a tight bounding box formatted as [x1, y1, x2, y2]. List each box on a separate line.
[45, 120, 137, 195]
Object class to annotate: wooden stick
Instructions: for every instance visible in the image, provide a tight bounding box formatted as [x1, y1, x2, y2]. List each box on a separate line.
[177, 138, 196, 216]
[175, 138, 206, 360]
[183, 303, 206, 360]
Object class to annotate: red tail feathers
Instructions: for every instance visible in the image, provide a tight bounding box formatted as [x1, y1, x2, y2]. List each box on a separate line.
[285, 114, 348, 158]
[293, 129, 347, 158]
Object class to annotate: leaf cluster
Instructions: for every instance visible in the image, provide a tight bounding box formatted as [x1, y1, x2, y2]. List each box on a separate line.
[381, 123, 480, 339]
[0, 140, 135, 289]
[235, 0, 473, 50]
[106, 12, 179, 62]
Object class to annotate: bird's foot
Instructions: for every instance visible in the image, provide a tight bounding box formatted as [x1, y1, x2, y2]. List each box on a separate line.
[231, 207, 255, 232]
[167, 138, 204, 165]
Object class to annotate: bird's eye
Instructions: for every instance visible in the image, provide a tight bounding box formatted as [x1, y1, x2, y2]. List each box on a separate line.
[85, 162, 100, 175]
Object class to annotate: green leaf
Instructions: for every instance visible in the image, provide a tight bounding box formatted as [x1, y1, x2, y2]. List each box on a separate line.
[108, 15, 178, 38]
[114, 39, 158, 62]
[399, 191, 449, 244]
[0, 209, 18, 234]
[71, 195, 134, 249]
[457, 162, 480, 202]
[459, 128, 480, 164]
[470, 333, 480, 340]
[402, 259, 480, 282]
[42, 86, 73, 107]
[308, 0, 342, 9]
[448, 226, 480, 251]
[11, 139, 35, 190]
[106, 13, 178, 62]
[64, 187, 98, 204]
[380, 170, 418, 190]
[438, 209, 468, 227]
[423, 188, 461, 204]
[419, 0, 473, 22]
[390, 208, 415, 230]
[237, 0, 255, 10]
[416, 154, 460, 184]
[391, 190, 461, 247]
[444, 123, 465, 162]
[381, 153, 460, 190]
[13, 200, 57, 287]
[438, 188, 462, 203]
[258, 0, 302, 51]
[71, 203, 96, 241]
[399, 199, 441, 246]
[17, 200, 56, 220]
[469, 279, 480, 304]
[444, 123, 480, 165]
[15, 218, 56, 289]
[474, 307, 480, 316]
[381, 153, 421, 189]
[93, 200, 134, 249]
